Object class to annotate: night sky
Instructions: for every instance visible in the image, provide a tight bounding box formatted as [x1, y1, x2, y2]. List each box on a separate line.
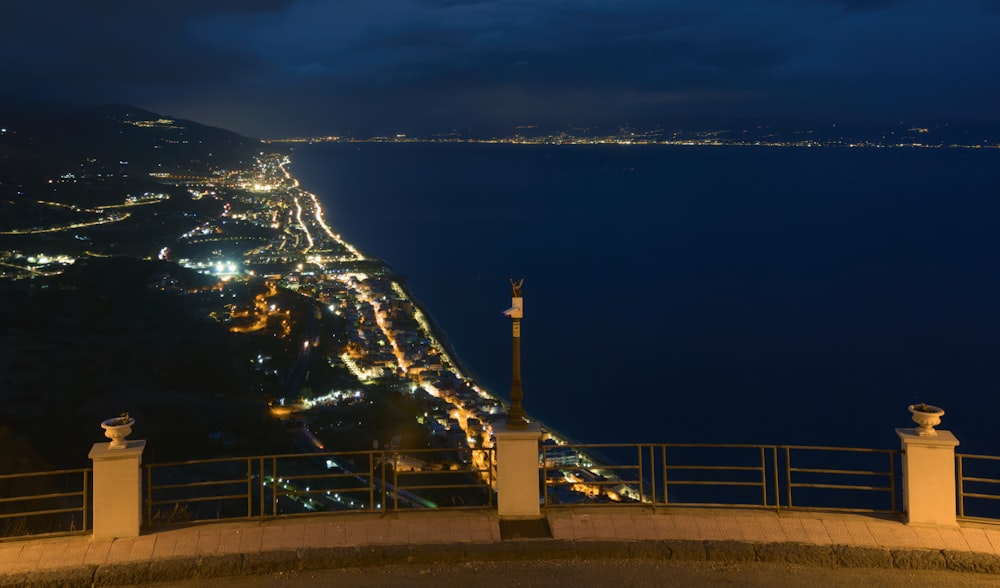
[3, 0, 999, 138]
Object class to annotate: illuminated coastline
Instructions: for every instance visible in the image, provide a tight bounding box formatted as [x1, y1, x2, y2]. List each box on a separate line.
[264, 126, 1000, 150]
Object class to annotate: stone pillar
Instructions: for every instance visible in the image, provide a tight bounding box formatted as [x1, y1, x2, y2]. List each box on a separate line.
[896, 428, 959, 527]
[89, 440, 146, 539]
[494, 421, 541, 519]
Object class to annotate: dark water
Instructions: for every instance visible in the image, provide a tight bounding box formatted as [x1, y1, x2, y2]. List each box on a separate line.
[288, 143, 1000, 453]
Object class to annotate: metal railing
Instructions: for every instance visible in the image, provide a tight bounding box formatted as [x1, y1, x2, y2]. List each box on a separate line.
[957, 453, 1000, 522]
[0, 441, 921, 538]
[144, 447, 495, 527]
[542, 443, 899, 514]
[783, 445, 897, 513]
[0, 468, 91, 540]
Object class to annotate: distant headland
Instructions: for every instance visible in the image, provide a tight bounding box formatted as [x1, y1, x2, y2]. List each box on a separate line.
[266, 121, 1000, 149]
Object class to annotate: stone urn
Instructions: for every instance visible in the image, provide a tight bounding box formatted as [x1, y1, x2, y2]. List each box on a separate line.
[908, 404, 944, 437]
[101, 414, 135, 449]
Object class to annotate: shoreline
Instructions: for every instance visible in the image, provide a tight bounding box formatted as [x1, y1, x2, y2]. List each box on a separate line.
[276, 153, 593, 451]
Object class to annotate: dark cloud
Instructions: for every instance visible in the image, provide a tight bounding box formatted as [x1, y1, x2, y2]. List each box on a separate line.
[0, 3, 276, 96]
[416, 0, 494, 6]
[835, 0, 899, 12]
[1, 0, 998, 136]
[981, 0, 1000, 13]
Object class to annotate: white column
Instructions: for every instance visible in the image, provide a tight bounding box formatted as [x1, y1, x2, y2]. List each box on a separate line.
[89, 440, 146, 539]
[493, 422, 541, 519]
[896, 428, 959, 527]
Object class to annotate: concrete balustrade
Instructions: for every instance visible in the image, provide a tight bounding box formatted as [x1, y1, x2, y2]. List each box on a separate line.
[80, 417, 963, 538]
[493, 421, 542, 519]
[896, 428, 960, 527]
[88, 440, 145, 540]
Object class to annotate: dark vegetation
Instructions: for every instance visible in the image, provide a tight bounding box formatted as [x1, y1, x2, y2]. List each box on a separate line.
[0, 98, 260, 185]
[0, 101, 452, 486]
[0, 257, 340, 469]
[310, 381, 434, 453]
[0, 98, 277, 256]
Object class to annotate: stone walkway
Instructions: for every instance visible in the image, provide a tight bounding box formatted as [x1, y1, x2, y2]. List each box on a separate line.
[4, 507, 1000, 586]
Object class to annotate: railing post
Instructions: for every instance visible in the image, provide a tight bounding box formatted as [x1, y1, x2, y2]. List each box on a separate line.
[956, 455, 965, 519]
[258, 458, 265, 519]
[88, 440, 146, 539]
[493, 421, 541, 518]
[896, 427, 960, 527]
[770, 447, 780, 512]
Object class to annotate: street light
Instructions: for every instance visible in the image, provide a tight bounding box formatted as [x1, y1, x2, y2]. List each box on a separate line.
[503, 278, 527, 429]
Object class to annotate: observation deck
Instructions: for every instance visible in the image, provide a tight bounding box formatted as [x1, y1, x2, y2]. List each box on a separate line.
[5, 505, 1000, 586]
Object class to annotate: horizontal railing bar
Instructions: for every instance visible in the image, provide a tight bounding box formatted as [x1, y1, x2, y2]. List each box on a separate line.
[663, 481, 763, 487]
[147, 457, 253, 468]
[0, 529, 91, 543]
[0, 468, 92, 480]
[960, 477, 1000, 485]
[546, 443, 649, 449]
[267, 472, 368, 484]
[278, 487, 371, 496]
[790, 483, 891, 492]
[784, 505, 899, 513]
[272, 484, 372, 494]
[268, 470, 363, 479]
[397, 484, 488, 491]
[661, 444, 777, 449]
[557, 465, 637, 473]
[151, 516, 260, 528]
[389, 449, 496, 456]
[0, 491, 85, 504]
[149, 479, 248, 491]
[267, 482, 367, 491]
[783, 445, 896, 453]
[392, 470, 492, 477]
[262, 450, 398, 461]
[546, 478, 633, 485]
[546, 483, 626, 490]
[790, 467, 890, 476]
[655, 501, 769, 509]
[957, 454, 1000, 462]
[270, 509, 370, 519]
[960, 492, 1000, 501]
[148, 493, 249, 507]
[666, 465, 762, 472]
[0, 506, 85, 519]
[411, 504, 492, 511]
[278, 489, 372, 498]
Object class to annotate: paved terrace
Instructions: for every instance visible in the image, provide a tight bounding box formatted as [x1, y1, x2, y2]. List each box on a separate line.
[5, 507, 1000, 586]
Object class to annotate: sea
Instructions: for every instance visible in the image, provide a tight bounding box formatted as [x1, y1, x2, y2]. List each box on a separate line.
[287, 143, 1000, 454]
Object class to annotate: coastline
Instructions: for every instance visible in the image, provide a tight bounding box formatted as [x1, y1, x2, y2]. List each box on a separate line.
[280, 153, 594, 447]
[269, 151, 615, 478]
[272, 155, 510, 415]
[390, 272, 486, 388]
[280, 142, 1000, 453]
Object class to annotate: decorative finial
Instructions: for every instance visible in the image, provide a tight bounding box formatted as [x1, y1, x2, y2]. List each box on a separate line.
[908, 403, 944, 437]
[510, 277, 523, 298]
[101, 412, 135, 449]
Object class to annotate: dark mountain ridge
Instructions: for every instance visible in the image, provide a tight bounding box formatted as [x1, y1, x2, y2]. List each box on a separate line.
[0, 99, 263, 194]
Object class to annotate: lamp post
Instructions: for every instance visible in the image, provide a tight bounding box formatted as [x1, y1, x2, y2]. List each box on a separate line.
[504, 278, 527, 429]
[495, 277, 540, 519]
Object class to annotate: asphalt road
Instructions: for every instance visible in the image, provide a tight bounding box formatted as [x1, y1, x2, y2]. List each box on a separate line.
[137, 559, 1000, 588]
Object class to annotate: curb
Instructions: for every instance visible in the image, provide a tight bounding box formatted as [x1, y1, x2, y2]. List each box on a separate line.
[5, 539, 1000, 587]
